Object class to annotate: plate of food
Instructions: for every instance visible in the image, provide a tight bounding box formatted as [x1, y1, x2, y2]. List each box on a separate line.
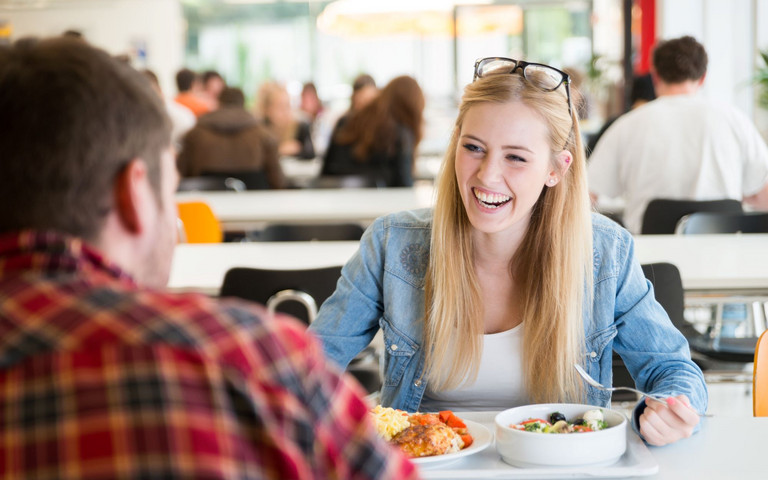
[370, 406, 492, 469]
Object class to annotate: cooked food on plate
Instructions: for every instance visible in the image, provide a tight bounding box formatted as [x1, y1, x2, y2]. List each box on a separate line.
[370, 406, 474, 458]
[509, 408, 609, 433]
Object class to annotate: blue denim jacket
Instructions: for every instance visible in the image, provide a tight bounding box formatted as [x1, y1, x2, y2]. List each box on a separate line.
[310, 209, 707, 417]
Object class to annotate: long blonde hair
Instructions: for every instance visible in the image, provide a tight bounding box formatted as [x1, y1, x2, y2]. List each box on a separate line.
[424, 73, 593, 403]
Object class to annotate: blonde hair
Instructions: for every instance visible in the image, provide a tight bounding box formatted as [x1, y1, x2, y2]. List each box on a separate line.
[254, 81, 297, 143]
[424, 73, 593, 403]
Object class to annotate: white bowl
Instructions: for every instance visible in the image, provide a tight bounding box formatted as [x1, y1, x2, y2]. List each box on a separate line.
[494, 403, 628, 468]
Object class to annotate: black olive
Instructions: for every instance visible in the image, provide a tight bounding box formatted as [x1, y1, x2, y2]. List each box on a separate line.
[572, 418, 586, 426]
[550, 412, 566, 424]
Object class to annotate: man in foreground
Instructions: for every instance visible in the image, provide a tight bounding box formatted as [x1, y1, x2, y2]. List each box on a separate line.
[0, 37, 416, 479]
[588, 35, 768, 233]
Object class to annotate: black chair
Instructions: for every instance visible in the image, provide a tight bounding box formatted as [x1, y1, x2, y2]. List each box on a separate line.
[259, 223, 365, 242]
[640, 199, 743, 234]
[177, 176, 246, 192]
[219, 266, 381, 393]
[220, 266, 342, 324]
[677, 211, 768, 234]
[640, 263, 756, 366]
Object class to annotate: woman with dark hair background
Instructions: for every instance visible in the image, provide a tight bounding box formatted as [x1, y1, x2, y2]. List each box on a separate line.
[321, 75, 425, 187]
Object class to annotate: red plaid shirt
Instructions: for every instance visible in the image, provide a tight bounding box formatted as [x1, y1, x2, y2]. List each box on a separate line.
[0, 231, 418, 480]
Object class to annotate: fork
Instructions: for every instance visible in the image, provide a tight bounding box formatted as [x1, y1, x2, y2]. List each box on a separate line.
[574, 364, 666, 404]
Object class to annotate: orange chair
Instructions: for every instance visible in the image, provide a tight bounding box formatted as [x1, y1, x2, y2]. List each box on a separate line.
[176, 201, 223, 243]
[753, 329, 768, 416]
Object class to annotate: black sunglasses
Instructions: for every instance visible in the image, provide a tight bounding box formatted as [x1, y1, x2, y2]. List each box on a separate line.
[473, 57, 572, 116]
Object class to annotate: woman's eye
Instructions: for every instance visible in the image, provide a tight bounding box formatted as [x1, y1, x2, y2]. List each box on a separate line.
[462, 143, 483, 153]
[506, 154, 526, 163]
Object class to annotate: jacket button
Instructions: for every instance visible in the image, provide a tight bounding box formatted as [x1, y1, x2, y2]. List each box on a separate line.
[414, 380, 422, 387]
[590, 351, 597, 358]
[390, 344, 398, 351]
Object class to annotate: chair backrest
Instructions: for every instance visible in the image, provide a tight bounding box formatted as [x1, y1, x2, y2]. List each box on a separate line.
[177, 201, 223, 243]
[640, 262, 691, 337]
[259, 223, 365, 242]
[677, 211, 768, 234]
[641, 199, 743, 234]
[754, 329, 768, 416]
[219, 265, 343, 324]
[177, 176, 246, 192]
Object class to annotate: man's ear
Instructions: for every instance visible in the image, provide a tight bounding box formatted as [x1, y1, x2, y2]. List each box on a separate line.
[113, 159, 150, 234]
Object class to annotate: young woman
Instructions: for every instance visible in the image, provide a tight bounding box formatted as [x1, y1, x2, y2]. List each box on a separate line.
[309, 58, 706, 446]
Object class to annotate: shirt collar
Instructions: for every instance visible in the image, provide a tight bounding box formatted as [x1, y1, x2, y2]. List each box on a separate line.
[0, 230, 135, 285]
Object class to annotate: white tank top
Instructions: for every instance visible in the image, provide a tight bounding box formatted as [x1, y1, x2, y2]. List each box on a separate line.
[419, 324, 529, 412]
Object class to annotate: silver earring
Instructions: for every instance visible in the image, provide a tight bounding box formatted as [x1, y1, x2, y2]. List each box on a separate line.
[549, 178, 556, 185]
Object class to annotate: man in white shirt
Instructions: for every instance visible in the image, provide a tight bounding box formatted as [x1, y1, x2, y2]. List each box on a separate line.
[588, 35, 768, 234]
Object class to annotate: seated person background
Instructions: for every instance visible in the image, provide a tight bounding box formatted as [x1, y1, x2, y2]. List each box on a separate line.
[177, 86, 286, 189]
[0, 36, 416, 479]
[255, 81, 315, 159]
[588, 36, 768, 234]
[321, 75, 424, 187]
[174, 67, 211, 118]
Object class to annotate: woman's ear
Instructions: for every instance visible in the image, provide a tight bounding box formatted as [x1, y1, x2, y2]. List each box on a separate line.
[547, 150, 573, 187]
[558, 150, 574, 174]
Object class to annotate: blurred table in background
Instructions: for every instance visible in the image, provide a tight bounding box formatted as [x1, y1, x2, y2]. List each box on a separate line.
[175, 184, 435, 232]
[634, 234, 768, 294]
[169, 234, 768, 296]
[169, 241, 359, 295]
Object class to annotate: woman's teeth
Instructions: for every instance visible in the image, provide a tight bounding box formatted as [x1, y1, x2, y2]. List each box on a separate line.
[473, 188, 511, 208]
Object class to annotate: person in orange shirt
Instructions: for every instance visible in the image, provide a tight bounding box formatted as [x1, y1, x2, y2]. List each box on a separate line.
[174, 67, 210, 118]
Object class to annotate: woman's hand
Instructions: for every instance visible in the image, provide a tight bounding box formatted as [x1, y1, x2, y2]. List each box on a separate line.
[639, 395, 700, 446]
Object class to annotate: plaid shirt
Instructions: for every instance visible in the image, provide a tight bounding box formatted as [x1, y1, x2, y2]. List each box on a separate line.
[0, 231, 418, 480]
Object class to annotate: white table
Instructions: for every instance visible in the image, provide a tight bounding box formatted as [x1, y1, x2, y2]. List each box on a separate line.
[175, 185, 435, 231]
[168, 234, 768, 296]
[169, 241, 360, 294]
[634, 234, 768, 294]
[422, 412, 765, 479]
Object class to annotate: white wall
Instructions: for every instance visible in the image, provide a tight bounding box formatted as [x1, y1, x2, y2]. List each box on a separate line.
[657, 0, 758, 120]
[1, 0, 184, 96]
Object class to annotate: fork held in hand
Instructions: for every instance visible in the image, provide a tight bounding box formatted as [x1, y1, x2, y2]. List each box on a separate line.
[573, 364, 666, 404]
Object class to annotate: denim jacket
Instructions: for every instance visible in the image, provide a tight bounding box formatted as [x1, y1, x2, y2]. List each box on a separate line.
[309, 209, 708, 417]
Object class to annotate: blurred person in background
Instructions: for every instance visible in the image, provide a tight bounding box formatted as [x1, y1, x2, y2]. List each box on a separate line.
[588, 35, 768, 234]
[586, 73, 655, 157]
[141, 68, 195, 149]
[350, 73, 378, 113]
[201, 69, 226, 111]
[321, 75, 424, 187]
[300, 81, 324, 125]
[255, 81, 315, 159]
[174, 67, 211, 118]
[0, 36, 417, 480]
[178, 86, 285, 189]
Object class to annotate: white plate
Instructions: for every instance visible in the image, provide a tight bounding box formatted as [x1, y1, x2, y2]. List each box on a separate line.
[411, 420, 493, 469]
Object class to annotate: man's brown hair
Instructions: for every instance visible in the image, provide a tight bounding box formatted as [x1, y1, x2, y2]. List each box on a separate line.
[0, 37, 171, 242]
[652, 35, 708, 84]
